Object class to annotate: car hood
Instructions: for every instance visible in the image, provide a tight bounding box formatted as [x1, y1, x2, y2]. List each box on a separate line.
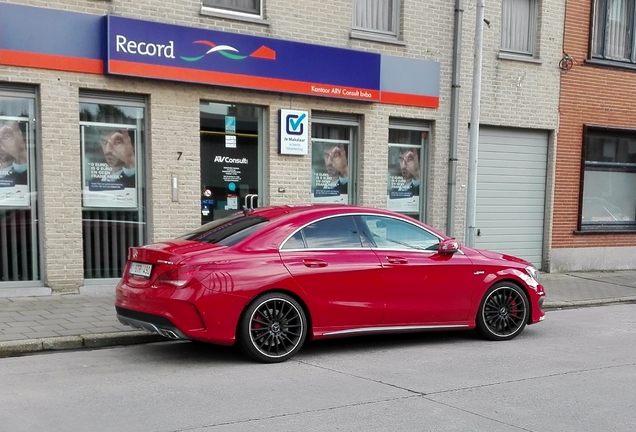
[463, 245, 533, 267]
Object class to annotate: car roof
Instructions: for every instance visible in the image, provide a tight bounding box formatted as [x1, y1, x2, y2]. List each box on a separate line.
[247, 204, 448, 237]
[247, 204, 394, 220]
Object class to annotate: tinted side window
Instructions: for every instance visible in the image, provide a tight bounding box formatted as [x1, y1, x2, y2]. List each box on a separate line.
[302, 216, 363, 249]
[361, 215, 439, 251]
[281, 231, 306, 250]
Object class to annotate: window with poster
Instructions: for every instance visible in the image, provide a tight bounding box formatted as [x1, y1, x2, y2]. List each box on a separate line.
[310, 114, 359, 205]
[387, 121, 429, 220]
[0, 86, 39, 283]
[79, 93, 147, 280]
[81, 125, 138, 209]
[0, 118, 31, 207]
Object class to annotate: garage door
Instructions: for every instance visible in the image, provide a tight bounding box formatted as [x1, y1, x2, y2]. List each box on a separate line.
[475, 127, 548, 268]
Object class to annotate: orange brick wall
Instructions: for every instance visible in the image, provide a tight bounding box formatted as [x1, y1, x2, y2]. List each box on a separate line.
[554, 0, 636, 248]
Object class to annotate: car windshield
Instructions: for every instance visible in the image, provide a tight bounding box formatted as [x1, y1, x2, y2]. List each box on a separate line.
[177, 214, 269, 246]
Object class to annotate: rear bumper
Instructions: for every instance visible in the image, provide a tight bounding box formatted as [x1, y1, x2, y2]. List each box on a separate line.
[115, 280, 243, 345]
[116, 307, 189, 340]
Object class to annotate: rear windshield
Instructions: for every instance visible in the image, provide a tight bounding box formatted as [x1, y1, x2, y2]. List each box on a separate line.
[177, 214, 269, 246]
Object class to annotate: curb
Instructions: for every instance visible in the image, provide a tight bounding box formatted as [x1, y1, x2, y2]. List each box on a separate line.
[543, 297, 636, 310]
[0, 331, 166, 359]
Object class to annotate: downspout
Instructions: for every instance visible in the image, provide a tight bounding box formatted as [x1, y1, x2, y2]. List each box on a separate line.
[447, 0, 464, 238]
[466, 0, 485, 247]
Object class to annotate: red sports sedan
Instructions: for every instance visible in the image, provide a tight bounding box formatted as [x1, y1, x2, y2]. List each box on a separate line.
[115, 205, 546, 363]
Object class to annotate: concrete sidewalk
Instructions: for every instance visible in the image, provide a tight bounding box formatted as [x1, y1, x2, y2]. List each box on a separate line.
[1, 270, 636, 358]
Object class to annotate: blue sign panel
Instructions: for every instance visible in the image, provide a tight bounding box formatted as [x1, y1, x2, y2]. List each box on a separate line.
[107, 16, 382, 101]
[0, 4, 441, 108]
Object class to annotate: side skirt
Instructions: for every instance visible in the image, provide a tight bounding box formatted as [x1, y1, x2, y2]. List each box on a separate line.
[319, 324, 471, 338]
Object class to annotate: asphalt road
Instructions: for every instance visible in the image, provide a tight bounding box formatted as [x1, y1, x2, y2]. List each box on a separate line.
[1, 304, 635, 432]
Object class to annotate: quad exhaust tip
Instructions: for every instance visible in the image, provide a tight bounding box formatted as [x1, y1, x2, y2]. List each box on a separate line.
[117, 315, 186, 340]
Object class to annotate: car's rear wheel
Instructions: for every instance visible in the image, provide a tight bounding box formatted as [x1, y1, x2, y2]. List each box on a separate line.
[476, 282, 529, 341]
[238, 293, 307, 363]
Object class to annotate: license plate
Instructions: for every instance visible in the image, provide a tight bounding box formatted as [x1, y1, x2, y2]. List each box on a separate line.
[129, 262, 152, 278]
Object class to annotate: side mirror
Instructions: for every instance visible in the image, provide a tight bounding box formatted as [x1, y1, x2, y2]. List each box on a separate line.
[438, 239, 459, 255]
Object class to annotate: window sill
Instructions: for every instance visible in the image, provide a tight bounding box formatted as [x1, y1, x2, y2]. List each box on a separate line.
[200, 7, 270, 26]
[497, 51, 542, 64]
[585, 58, 636, 72]
[349, 31, 406, 46]
[574, 228, 636, 235]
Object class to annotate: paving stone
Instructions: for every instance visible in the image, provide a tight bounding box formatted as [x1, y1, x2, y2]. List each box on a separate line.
[60, 322, 97, 330]
[0, 326, 31, 335]
[21, 331, 64, 339]
[34, 319, 72, 326]
[27, 325, 66, 333]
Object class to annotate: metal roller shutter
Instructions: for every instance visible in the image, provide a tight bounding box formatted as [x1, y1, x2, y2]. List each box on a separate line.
[475, 127, 548, 268]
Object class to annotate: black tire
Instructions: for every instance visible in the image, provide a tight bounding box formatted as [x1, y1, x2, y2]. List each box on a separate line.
[476, 282, 529, 341]
[238, 293, 307, 363]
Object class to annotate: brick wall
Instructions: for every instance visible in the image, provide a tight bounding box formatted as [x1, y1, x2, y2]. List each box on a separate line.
[554, 0, 636, 249]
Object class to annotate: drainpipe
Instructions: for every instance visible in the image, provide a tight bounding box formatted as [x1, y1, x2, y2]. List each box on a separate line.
[447, 0, 464, 239]
[466, 0, 485, 247]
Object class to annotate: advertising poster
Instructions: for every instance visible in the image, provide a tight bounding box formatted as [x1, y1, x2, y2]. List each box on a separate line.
[311, 140, 349, 204]
[81, 124, 138, 209]
[0, 120, 30, 207]
[387, 145, 421, 213]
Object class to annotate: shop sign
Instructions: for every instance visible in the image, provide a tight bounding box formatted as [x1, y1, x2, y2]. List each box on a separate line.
[0, 4, 441, 109]
[106, 16, 381, 103]
[279, 109, 308, 155]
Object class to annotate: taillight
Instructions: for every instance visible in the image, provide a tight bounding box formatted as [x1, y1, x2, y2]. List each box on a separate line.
[153, 265, 210, 288]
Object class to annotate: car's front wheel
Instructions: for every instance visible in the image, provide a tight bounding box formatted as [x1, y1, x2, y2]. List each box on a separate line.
[476, 282, 529, 341]
[238, 293, 307, 363]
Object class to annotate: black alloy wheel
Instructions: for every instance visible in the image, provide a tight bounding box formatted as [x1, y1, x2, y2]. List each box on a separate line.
[476, 282, 529, 341]
[238, 293, 307, 363]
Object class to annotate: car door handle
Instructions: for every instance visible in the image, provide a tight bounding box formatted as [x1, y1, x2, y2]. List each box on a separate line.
[303, 259, 328, 268]
[386, 256, 409, 264]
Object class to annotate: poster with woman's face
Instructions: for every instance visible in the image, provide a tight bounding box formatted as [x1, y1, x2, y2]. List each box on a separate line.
[0, 120, 30, 207]
[387, 145, 421, 213]
[311, 140, 349, 204]
[81, 124, 138, 209]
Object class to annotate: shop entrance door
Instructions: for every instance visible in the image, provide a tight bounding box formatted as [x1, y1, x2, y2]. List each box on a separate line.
[200, 102, 263, 223]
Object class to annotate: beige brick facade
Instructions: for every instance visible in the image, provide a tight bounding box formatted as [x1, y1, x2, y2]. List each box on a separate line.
[0, 0, 564, 292]
[458, 0, 565, 268]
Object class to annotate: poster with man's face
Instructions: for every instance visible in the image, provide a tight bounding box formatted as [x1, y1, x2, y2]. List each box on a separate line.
[0, 120, 31, 207]
[311, 140, 349, 204]
[387, 145, 421, 213]
[81, 125, 138, 209]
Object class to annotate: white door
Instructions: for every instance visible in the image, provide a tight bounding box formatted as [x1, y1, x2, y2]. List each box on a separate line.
[475, 127, 548, 268]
